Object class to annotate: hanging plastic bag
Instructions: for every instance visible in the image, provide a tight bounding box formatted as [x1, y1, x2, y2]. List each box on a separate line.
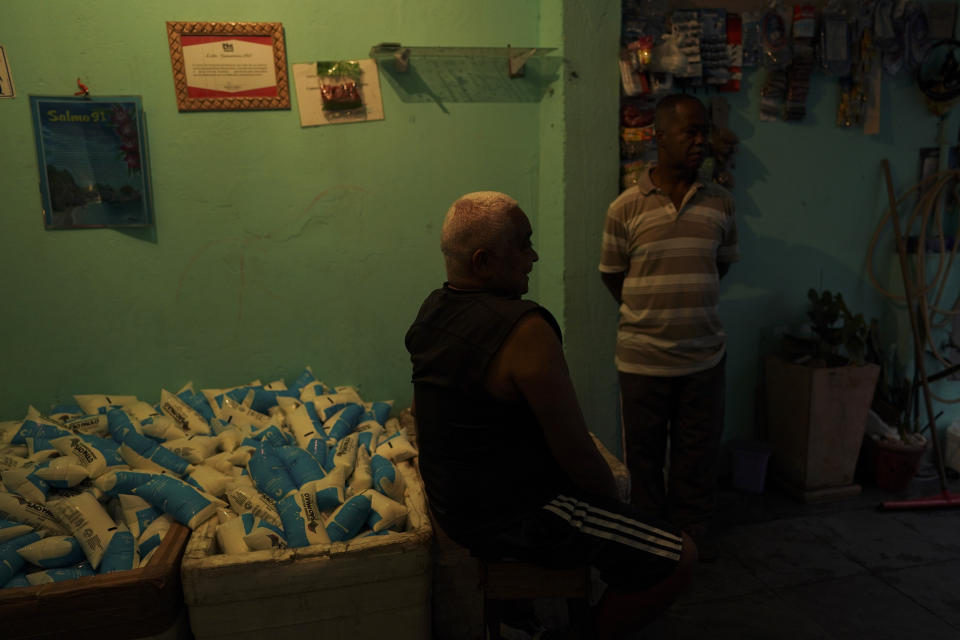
[761, 1, 792, 68]
[820, 0, 852, 76]
[317, 61, 364, 112]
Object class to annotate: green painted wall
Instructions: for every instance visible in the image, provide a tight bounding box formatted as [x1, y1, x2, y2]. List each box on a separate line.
[719, 70, 960, 442]
[4, 0, 958, 453]
[0, 1, 545, 419]
[556, 0, 623, 451]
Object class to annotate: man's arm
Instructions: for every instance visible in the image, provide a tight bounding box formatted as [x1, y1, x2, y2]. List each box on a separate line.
[717, 262, 730, 279]
[600, 271, 625, 305]
[489, 313, 620, 501]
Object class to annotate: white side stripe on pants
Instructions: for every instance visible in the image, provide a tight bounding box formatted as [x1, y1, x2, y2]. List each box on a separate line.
[542, 496, 683, 562]
[553, 495, 682, 542]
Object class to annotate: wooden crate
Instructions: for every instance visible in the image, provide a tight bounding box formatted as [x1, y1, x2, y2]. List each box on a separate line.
[181, 459, 432, 640]
[0, 522, 191, 640]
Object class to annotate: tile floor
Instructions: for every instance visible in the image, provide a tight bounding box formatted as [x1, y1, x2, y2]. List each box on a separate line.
[643, 474, 960, 640]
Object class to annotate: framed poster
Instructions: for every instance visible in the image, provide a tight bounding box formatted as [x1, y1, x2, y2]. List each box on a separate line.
[166, 21, 290, 111]
[29, 96, 152, 230]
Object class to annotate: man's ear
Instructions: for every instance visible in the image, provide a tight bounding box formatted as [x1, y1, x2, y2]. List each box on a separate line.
[471, 248, 491, 273]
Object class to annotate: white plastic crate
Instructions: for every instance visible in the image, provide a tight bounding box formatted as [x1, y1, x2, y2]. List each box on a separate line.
[180, 460, 432, 640]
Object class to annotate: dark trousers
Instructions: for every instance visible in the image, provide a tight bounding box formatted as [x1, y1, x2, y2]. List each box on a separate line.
[618, 355, 726, 531]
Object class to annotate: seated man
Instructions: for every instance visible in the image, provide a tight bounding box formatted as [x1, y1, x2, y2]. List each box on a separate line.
[405, 191, 696, 636]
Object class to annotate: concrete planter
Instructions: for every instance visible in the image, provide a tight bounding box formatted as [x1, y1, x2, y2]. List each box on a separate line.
[765, 355, 880, 503]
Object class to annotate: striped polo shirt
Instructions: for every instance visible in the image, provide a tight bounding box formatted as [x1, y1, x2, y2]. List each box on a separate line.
[599, 166, 739, 376]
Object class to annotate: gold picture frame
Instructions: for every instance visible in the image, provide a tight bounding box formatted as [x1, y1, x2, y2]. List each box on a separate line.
[166, 21, 290, 112]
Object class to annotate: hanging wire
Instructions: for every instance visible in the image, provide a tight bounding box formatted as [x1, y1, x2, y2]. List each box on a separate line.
[867, 167, 960, 403]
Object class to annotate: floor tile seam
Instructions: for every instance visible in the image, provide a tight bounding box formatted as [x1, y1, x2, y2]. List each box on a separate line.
[872, 568, 960, 632]
[759, 566, 868, 594]
[763, 586, 837, 639]
[793, 521, 887, 575]
[671, 587, 838, 638]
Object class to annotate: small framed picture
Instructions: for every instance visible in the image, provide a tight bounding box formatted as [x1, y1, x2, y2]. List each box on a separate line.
[166, 21, 290, 111]
[0, 45, 14, 98]
[29, 96, 152, 229]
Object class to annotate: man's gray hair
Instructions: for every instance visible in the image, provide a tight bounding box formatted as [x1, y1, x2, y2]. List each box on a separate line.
[440, 191, 518, 276]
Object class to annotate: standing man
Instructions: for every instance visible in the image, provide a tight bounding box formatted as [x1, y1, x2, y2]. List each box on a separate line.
[599, 94, 739, 561]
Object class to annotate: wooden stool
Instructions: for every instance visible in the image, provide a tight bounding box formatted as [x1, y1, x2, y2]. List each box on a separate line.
[480, 560, 592, 639]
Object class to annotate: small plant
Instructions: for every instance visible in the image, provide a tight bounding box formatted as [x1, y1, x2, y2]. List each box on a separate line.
[806, 289, 875, 366]
[780, 289, 879, 367]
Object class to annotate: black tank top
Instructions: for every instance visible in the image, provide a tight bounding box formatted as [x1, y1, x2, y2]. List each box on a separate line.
[405, 286, 571, 547]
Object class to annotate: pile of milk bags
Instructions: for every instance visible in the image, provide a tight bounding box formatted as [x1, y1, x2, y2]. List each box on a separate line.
[0, 367, 417, 589]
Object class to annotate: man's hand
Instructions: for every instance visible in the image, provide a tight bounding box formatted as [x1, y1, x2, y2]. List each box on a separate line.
[601, 271, 625, 305]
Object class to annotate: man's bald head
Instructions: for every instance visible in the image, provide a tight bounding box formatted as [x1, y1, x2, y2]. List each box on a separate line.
[440, 191, 519, 280]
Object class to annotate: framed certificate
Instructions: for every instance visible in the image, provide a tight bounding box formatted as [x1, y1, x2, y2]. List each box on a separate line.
[0, 45, 14, 98]
[166, 21, 290, 111]
[29, 96, 152, 230]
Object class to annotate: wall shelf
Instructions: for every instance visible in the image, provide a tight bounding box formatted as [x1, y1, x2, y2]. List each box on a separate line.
[369, 43, 557, 78]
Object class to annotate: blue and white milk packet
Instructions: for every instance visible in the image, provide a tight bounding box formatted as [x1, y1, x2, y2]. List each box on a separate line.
[26, 562, 96, 585]
[277, 490, 331, 548]
[46, 493, 118, 569]
[16, 535, 85, 568]
[131, 475, 219, 530]
[247, 444, 298, 502]
[0, 532, 45, 585]
[325, 493, 372, 542]
[275, 445, 325, 486]
[371, 454, 406, 502]
[98, 527, 138, 574]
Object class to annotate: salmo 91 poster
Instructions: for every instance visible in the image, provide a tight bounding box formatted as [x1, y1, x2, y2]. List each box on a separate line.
[29, 96, 152, 229]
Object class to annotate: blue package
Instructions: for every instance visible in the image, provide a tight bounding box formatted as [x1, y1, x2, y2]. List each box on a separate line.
[302, 479, 344, 512]
[305, 439, 334, 473]
[251, 425, 293, 448]
[106, 408, 139, 442]
[371, 454, 404, 501]
[369, 401, 392, 425]
[247, 444, 298, 501]
[29, 563, 96, 584]
[116, 426, 191, 475]
[0, 519, 34, 544]
[97, 470, 161, 497]
[317, 402, 347, 422]
[0, 532, 45, 585]
[145, 444, 192, 476]
[325, 494, 371, 542]
[177, 389, 216, 422]
[17, 536, 85, 568]
[251, 388, 299, 414]
[277, 492, 329, 548]
[3, 573, 30, 589]
[79, 434, 126, 467]
[326, 404, 364, 441]
[131, 475, 217, 529]
[211, 387, 254, 416]
[138, 532, 163, 557]
[98, 530, 136, 574]
[275, 446, 326, 486]
[2, 466, 51, 501]
[292, 367, 317, 391]
[357, 431, 376, 456]
[12, 419, 71, 446]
